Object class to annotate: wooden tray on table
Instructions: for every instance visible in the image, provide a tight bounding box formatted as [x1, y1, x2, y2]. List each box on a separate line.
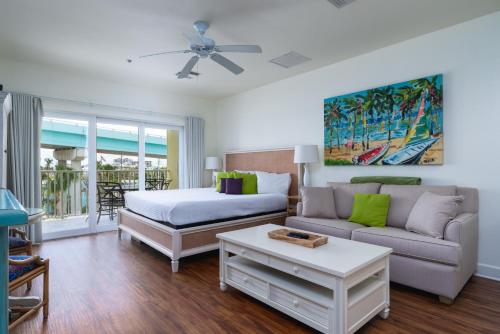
[268, 228, 328, 248]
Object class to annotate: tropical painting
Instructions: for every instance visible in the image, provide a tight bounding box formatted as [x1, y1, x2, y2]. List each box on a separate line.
[324, 74, 443, 166]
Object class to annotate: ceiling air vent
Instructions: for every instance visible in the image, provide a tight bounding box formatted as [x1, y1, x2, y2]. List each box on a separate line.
[269, 51, 311, 69]
[327, 0, 356, 9]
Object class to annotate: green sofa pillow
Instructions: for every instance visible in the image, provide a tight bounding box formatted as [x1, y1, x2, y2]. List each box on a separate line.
[349, 193, 391, 227]
[216, 171, 235, 191]
[233, 172, 258, 195]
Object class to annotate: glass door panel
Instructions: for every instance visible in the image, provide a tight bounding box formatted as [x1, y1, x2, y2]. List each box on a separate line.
[96, 121, 138, 227]
[144, 127, 179, 190]
[41, 116, 90, 237]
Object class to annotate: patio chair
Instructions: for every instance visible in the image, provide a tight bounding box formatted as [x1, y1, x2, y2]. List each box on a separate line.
[145, 177, 165, 190]
[8, 255, 49, 331]
[96, 182, 125, 224]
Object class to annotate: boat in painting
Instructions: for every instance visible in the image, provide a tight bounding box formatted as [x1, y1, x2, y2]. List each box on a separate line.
[382, 137, 440, 165]
[353, 142, 390, 165]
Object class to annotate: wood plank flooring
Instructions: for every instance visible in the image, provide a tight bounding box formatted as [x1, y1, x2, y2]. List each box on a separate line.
[11, 232, 500, 334]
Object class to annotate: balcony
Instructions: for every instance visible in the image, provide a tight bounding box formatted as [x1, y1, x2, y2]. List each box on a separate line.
[41, 168, 172, 235]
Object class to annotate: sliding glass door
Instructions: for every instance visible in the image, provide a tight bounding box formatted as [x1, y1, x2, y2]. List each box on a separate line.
[40, 115, 92, 239]
[95, 120, 139, 228]
[40, 112, 183, 240]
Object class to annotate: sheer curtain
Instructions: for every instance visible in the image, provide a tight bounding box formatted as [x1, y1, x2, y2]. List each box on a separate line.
[185, 116, 205, 188]
[7, 93, 44, 243]
[0, 92, 10, 187]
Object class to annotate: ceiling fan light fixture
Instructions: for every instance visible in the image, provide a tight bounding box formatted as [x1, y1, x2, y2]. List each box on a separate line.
[269, 51, 311, 69]
[327, 0, 356, 9]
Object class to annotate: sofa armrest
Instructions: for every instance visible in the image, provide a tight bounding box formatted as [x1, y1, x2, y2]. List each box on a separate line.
[444, 213, 478, 280]
[296, 201, 303, 217]
[444, 213, 478, 244]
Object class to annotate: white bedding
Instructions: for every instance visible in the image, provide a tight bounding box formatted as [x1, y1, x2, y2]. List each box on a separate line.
[124, 188, 287, 227]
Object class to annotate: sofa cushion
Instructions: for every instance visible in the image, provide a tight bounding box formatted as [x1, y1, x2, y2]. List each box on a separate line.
[327, 182, 381, 219]
[352, 227, 461, 266]
[380, 185, 457, 228]
[349, 193, 391, 227]
[285, 216, 364, 240]
[406, 192, 464, 239]
[350, 176, 421, 185]
[300, 187, 337, 219]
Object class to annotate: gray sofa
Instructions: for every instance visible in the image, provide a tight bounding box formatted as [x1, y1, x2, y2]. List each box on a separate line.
[286, 182, 479, 303]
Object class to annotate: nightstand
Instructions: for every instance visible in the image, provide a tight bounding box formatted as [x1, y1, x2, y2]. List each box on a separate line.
[287, 195, 301, 216]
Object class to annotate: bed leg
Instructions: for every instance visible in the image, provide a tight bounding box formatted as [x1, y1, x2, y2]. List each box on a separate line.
[171, 260, 179, 273]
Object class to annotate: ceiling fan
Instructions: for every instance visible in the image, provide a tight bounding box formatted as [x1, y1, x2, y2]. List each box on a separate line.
[128, 20, 262, 79]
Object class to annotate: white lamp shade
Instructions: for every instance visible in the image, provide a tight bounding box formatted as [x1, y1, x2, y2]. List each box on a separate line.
[205, 156, 222, 170]
[294, 145, 319, 163]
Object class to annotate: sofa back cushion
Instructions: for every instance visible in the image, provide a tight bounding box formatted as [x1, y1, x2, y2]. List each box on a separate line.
[405, 191, 464, 239]
[380, 185, 457, 228]
[327, 182, 381, 219]
[300, 187, 337, 219]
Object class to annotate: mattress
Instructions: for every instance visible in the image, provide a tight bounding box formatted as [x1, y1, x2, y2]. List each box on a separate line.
[124, 187, 287, 228]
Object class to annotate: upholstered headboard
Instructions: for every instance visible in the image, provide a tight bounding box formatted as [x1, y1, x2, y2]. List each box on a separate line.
[224, 148, 298, 196]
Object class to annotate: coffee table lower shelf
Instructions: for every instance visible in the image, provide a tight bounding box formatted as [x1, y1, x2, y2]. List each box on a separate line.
[223, 256, 387, 334]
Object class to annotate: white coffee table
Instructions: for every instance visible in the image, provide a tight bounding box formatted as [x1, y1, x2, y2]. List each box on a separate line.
[217, 224, 392, 334]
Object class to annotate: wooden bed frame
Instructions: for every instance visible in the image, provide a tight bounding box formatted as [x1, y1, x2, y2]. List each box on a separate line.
[117, 148, 298, 272]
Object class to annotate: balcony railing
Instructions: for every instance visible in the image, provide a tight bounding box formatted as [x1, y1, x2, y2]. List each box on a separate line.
[41, 168, 171, 219]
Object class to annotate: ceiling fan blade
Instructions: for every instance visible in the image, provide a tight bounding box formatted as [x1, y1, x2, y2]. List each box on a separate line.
[214, 45, 262, 53]
[137, 50, 191, 59]
[210, 53, 244, 75]
[178, 56, 200, 78]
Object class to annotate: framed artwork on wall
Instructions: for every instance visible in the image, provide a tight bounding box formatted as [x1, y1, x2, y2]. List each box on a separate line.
[324, 74, 443, 166]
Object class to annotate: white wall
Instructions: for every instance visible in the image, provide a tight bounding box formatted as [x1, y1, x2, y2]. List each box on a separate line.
[217, 12, 500, 280]
[0, 57, 218, 156]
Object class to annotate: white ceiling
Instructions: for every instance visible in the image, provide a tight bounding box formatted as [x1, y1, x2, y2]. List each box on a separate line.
[1, 0, 499, 99]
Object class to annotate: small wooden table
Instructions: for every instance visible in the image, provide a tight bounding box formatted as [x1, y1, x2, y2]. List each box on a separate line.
[0, 189, 28, 333]
[217, 224, 392, 334]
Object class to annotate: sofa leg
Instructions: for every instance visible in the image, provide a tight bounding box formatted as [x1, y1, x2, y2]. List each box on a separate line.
[439, 296, 454, 305]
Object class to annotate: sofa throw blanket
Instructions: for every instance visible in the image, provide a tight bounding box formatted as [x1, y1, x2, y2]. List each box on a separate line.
[350, 176, 422, 185]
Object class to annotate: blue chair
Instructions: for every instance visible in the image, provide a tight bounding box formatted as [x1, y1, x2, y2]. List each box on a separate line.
[8, 255, 49, 331]
[9, 228, 32, 256]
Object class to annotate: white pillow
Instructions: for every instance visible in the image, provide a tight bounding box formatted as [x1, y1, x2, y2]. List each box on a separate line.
[255, 171, 291, 195]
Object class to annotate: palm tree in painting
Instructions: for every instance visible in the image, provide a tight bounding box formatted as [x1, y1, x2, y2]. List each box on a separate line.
[394, 86, 419, 137]
[324, 99, 345, 153]
[378, 86, 399, 141]
[408, 76, 442, 135]
[360, 89, 385, 150]
[342, 97, 363, 150]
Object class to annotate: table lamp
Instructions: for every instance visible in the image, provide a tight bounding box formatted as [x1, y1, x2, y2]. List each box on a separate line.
[293, 145, 319, 187]
[205, 156, 222, 187]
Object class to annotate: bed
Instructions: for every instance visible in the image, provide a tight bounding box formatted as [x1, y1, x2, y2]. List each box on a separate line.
[117, 148, 298, 272]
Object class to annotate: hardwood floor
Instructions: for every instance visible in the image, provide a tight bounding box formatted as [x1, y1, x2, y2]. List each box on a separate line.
[11, 232, 500, 334]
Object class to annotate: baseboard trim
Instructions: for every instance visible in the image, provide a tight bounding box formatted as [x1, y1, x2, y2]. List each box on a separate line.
[475, 263, 500, 282]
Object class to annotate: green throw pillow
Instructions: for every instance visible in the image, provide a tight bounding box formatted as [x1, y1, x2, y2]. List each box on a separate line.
[349, 193, 391, 227]
[233, 172, 258, 195]
[216, 171, 235, 191]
